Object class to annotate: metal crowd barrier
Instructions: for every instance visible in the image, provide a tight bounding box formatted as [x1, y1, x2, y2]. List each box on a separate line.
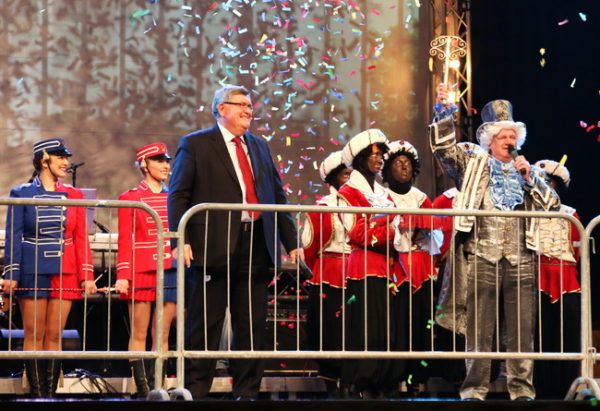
[1, 199, 598, 400]
[0, 197, 170, 399]
[172, 203, 595, 400]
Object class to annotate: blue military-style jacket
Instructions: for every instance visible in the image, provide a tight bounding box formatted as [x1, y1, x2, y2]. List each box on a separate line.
[3, 176, 93, 282]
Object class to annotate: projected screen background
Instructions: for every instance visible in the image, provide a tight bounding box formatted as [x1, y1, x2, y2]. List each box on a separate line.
[0, 1, 433, 228]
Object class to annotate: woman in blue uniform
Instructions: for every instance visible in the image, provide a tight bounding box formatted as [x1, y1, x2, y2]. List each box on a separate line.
[2, 138, 97, 397]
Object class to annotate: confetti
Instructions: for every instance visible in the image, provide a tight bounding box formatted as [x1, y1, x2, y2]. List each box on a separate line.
[559, 155, 568, 166]
[346, 295, 357, 304]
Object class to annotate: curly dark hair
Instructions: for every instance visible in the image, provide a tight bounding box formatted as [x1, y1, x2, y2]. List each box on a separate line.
[351, 142, 390, 172]
[382, 149, 420, 183]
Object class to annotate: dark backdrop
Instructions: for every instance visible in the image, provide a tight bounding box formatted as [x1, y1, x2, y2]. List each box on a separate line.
[470, 0, 600, 320]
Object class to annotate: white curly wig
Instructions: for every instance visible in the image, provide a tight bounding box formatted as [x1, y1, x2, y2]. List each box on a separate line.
[475, 99, 527, 152]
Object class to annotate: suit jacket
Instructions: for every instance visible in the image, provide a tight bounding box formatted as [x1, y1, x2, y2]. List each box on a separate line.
[167, 123, 298, 272]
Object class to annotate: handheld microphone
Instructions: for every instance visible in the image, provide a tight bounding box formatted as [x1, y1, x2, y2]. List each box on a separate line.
[507, 145, 526, 176]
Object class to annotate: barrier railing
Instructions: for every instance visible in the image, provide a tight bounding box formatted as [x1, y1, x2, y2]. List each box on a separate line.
[0, 197, 169, 398]
[1, 199, 596, 400]
[173, 203, 592, 400]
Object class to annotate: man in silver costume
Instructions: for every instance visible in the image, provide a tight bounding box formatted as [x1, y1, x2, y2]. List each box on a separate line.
[430, 85, 560, 401]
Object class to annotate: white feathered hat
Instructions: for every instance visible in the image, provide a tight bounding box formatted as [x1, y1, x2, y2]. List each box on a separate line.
[318, 150, 345, 182]
[341, 128, 389, 168]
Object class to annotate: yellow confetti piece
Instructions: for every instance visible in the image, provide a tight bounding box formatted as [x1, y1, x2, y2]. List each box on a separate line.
[540, 58, 546, 67]
[540, 48, 546, 55]
[559, 154, 568, 166]
[286, 136, 291, 146]
[428, 57, 433, 72]
[259, 34, 267, 43]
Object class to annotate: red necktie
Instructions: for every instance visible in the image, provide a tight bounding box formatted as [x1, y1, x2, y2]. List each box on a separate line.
[233, 136, 260, 220]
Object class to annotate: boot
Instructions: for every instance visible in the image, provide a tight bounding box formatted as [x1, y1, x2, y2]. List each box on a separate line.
[44, 359, 62, 398]
[131, 360, 149, 398]
[24, 360, 43, 398]
[143, 359, 158, 391]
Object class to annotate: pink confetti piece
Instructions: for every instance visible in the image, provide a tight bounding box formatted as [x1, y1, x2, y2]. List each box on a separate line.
[295, 79, 311, 90]
[558, 19, 569, 26]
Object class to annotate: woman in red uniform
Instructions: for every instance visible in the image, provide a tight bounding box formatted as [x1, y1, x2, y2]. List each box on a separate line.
[337, 129, 405, 398]
[2, 138, 97, 397]
[114, 143, 176, 397]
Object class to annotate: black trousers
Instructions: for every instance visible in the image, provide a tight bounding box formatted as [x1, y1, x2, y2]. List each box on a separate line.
[184, 221, 272, 399]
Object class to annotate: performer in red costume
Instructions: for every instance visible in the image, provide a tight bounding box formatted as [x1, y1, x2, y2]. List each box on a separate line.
[337, 129, 405, 398]
[2, 138, 97, 398]
[302, 150, 352, 397]
[383, 139, 442, 393]
[115, 142, 176, 397]
[533, 159, 581, 399]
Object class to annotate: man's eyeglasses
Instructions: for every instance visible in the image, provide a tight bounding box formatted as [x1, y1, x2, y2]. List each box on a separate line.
[223, 101, 254, 110]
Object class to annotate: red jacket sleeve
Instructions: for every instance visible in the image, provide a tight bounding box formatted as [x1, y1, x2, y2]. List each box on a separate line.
[116, 191, 135, 281]
[69, 188, 94, 282]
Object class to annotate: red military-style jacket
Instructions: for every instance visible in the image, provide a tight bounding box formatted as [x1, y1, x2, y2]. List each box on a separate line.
[337, 171, 405, 284]
[302, 189, 349, 288]
[117, 181, 172, 280]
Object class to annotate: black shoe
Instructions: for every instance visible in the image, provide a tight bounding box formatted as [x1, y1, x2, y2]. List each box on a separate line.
[323, 379, 340, 399]
[234, 395, 257, 401]
[339, 383, 351, 399]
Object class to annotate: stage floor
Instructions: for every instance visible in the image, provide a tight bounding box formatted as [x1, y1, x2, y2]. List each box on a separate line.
[0, 398, 598, 411]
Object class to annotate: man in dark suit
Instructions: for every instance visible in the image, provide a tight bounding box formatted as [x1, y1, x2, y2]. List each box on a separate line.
[168, 85, 304, 400]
